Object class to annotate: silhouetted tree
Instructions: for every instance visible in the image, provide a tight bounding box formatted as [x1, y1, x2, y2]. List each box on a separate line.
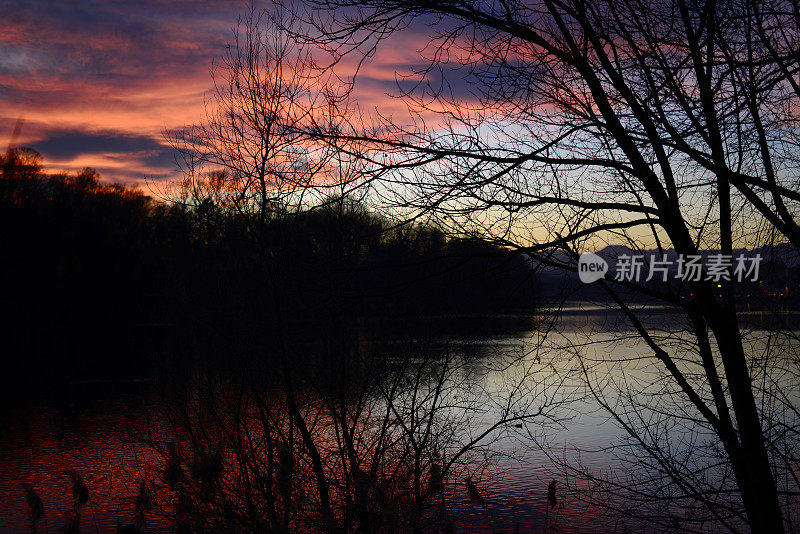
[277, 0, 800, 530]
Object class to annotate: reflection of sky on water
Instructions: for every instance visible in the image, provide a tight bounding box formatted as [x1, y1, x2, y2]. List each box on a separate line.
[0, 383, 161, 532]
[0, 311, 795, 532]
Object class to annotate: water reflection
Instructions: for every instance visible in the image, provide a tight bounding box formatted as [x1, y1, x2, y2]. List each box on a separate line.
[0, 382, 160, 532]
[1, 310, 798, 532]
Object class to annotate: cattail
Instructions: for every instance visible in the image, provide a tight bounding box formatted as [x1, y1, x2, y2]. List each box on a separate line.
[428, 462, 443, 494]
[163, 443, 182, 487]
[352, 466, 373, 505]
[21, 483, 44, 531]
[190, 446, 223, 487]
[547, 479, 557, 509]
[465, 476, 485, 504]
[276, 444, 294, 499]
[134, 481, 152, 527]
[64, 470, 89, 509]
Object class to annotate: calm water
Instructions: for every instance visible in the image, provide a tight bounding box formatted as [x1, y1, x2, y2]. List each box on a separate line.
[1, 308, 797, 533]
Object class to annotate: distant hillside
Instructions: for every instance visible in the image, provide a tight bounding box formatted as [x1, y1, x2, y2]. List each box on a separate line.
[528, 243, 799, 307]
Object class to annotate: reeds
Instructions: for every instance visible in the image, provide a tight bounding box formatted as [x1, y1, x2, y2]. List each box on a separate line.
[21, 483, 44, 532]
[64, 470, 89, 510]
[465, 476, 486, 504]
[133, 481, 152, 527]
[547, 480, 557, 509]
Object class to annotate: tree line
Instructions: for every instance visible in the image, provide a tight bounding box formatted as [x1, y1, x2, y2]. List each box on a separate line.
[0, 146, 537, 382]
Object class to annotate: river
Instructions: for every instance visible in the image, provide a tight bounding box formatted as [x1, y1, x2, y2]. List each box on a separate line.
[1, 307, 798, 533]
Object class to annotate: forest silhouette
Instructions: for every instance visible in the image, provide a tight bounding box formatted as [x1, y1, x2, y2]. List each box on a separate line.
[0, 147, 538, 383]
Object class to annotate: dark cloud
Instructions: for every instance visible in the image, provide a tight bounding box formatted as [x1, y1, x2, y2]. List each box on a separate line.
[33, 128, 175, 169]
[0, 1, 231, 84]
[0, 0, 237, 182]
[359, 69, 483, 104]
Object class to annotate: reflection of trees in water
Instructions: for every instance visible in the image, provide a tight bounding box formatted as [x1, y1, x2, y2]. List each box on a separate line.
[133, 336, 561, 533]
[528, 319, 800, 532]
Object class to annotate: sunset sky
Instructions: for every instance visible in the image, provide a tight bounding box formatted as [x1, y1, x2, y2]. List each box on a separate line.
[0, 0, 434, 186]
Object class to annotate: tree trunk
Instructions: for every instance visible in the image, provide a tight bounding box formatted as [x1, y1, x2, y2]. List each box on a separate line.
[703, 297, 784, 533]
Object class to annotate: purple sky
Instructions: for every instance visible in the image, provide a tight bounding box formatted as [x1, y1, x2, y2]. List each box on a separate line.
[0, 0, 251, 183]
[1, 0, 450, 186]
